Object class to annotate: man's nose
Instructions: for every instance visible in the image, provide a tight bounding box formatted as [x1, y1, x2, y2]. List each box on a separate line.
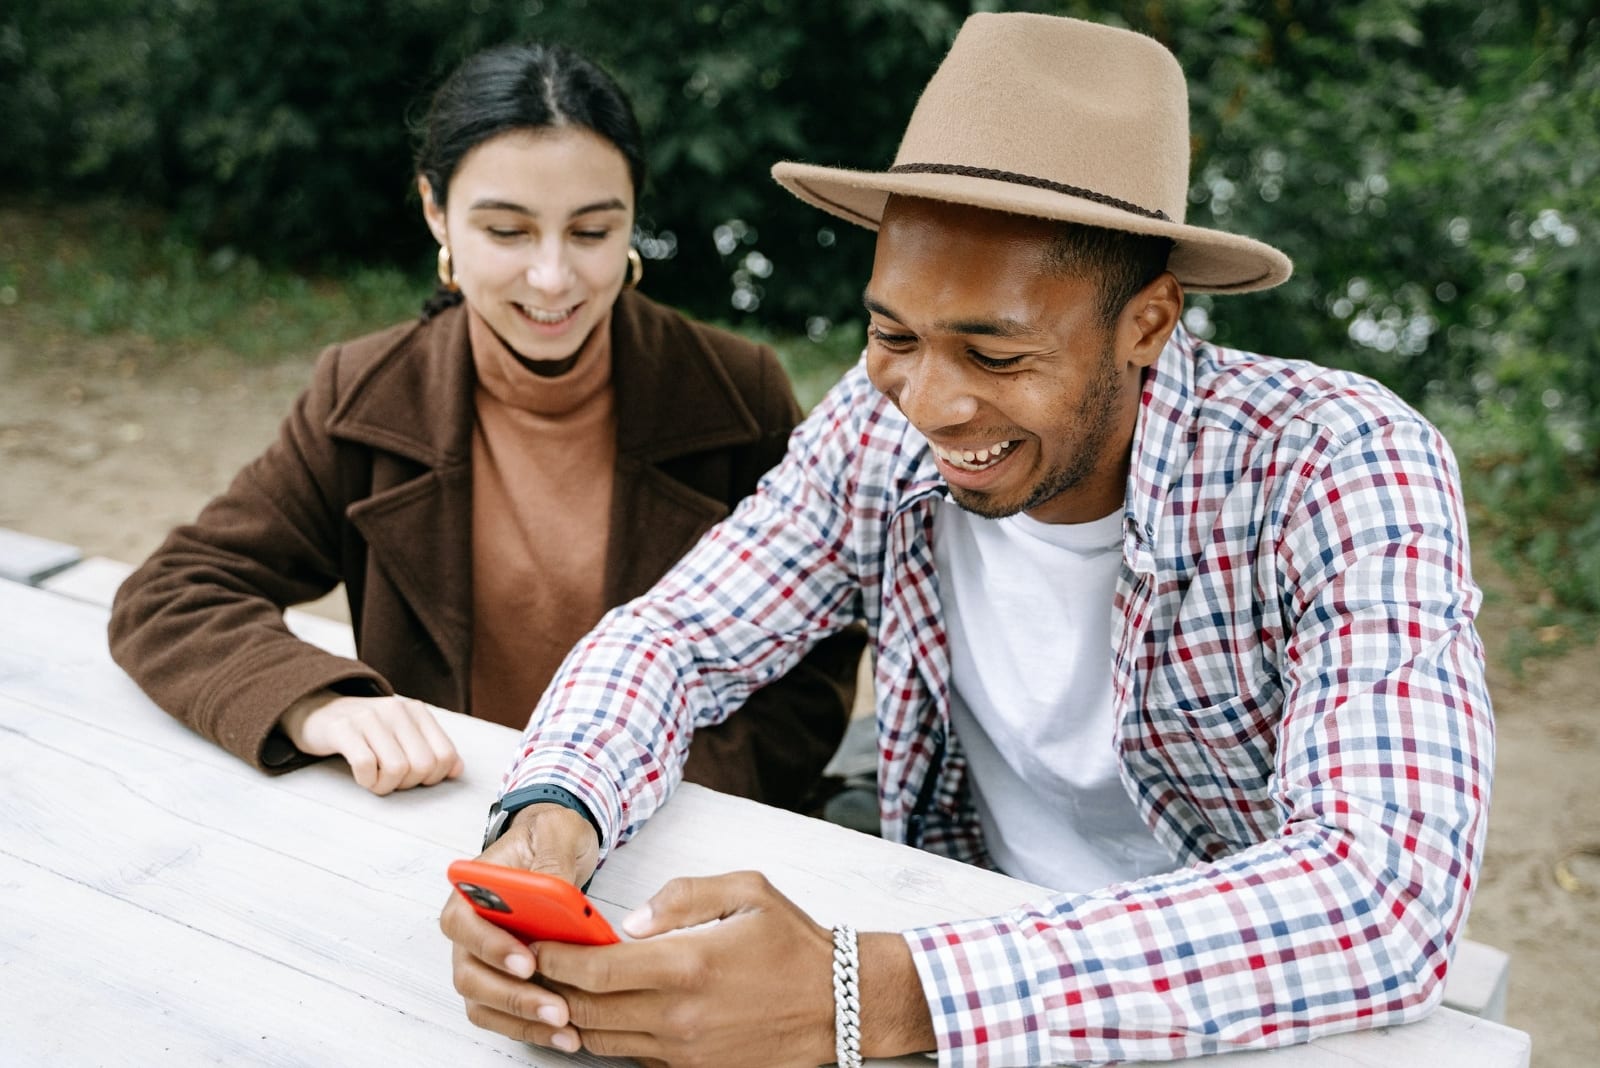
[888, 353, 980, 430]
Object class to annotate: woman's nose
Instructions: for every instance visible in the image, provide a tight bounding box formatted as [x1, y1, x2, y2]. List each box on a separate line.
[524, 243, 574, 291]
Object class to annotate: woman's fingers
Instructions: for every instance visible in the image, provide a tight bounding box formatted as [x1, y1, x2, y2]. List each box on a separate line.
[404, 698, 464, 784]
[285, 694, 464, 794]
[341, 732, 384, 792]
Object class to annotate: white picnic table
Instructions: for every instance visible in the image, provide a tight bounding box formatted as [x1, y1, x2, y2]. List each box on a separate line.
[0, 571, 1529, 1065]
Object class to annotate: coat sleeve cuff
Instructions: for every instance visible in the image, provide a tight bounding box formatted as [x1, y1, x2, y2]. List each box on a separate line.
[196, 642, 393, 771]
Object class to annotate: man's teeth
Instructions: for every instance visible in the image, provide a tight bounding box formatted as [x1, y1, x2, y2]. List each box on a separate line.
[932, 440, 1014, 470]
[520, 304, 575, 324]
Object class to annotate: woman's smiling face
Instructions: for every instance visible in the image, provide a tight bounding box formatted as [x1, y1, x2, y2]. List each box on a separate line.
[421, 127, 635, 362]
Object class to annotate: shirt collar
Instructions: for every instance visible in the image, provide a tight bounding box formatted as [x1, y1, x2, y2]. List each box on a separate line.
[1122, 324, 1201, 572]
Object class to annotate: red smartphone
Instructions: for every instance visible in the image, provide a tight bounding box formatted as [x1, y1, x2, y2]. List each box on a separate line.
[448, 859, 621, 945]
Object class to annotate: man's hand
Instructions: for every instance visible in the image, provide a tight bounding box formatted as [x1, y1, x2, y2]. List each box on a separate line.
[440, 804, 603, 1054]
[539, 871, 838, 1068]
[280, 692, 463, 795]
[445, 835, 936, 1066]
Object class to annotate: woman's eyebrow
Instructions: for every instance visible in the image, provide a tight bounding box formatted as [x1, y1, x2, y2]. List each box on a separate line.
[466, 197, 628, 217]
[570, 197, 628, 216]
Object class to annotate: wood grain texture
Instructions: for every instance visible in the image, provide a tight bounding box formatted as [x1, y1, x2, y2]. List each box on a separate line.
[0, 579, 1529, 1067]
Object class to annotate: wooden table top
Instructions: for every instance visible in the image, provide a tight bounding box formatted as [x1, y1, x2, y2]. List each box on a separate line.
[0, 578, 1530, 1066]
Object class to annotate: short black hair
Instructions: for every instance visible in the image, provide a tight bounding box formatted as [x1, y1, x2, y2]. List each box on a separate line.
[1045, 222, 1174, 328]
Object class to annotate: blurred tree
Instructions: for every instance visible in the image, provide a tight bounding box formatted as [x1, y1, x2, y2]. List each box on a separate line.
[3, 1, 1596, 617]
[1100, 0, 1600, 617]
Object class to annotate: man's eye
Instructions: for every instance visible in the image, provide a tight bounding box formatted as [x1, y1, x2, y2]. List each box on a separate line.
[868, 326, 915, 347]
[971, 352, 1024, 370]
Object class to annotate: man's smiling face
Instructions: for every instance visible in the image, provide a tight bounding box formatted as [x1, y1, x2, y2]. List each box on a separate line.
[863, 196, 1177, 525]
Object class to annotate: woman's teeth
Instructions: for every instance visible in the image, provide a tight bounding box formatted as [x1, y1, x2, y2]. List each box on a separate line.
[931, 439, 1015, 471]
[518, 303, 577, 325]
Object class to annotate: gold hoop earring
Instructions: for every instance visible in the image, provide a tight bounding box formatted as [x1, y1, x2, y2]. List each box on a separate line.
[624, 247, 643, 289]
[437, 245, 458, 291]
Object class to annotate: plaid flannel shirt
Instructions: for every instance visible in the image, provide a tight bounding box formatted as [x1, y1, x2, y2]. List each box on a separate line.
[503, 325, 1493, 1066]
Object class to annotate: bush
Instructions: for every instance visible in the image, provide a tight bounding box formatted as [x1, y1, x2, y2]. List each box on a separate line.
[4, 0, 1597, 623]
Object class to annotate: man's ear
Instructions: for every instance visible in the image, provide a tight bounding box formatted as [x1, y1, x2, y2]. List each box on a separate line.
[418, 175, 448, 247]
[1118, 272, 1184, 369]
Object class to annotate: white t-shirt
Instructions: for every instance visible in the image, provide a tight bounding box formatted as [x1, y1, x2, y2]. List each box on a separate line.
[934, 499, 1175, 893]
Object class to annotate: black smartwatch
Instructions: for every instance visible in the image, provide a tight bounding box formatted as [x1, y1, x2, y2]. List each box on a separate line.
[481, 783, 603, 852]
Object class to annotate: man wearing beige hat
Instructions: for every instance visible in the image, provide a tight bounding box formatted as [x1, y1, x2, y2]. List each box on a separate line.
[441, 12, 1492, 1067]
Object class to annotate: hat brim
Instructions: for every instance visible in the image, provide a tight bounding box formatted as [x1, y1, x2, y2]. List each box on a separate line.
[772, 161, 1291, 294]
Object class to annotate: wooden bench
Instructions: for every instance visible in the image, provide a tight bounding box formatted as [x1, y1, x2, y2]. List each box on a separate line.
[0, 527, 82, 585]
[11, 531, 1513, 1024]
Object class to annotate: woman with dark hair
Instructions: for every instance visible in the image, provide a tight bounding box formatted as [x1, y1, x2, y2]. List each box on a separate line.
[108, 43, 861, 806]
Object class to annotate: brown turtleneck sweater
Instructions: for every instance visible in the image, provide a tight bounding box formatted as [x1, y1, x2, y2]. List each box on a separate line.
[466, 307, 617, 728]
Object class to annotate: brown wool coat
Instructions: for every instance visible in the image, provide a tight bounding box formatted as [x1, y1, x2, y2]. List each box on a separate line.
[108, 293, 862, 810]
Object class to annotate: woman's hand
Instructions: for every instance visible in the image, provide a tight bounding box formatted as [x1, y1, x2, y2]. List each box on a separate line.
[279, 691, 464, 794]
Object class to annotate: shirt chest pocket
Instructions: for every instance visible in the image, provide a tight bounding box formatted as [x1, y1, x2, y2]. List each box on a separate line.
[1140, 683, 1278, 778]
[1134, 666, 1285, 850]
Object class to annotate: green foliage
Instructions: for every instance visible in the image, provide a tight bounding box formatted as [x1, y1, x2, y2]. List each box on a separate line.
[0, 201, 427, 361]
[2, 0, 1597, 629]
[1064, 0, 1600, 628]
[735, 320, 867, 414]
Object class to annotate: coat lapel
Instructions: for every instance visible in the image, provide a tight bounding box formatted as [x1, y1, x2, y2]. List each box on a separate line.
[318, 295, 774, 691]
[609, 290, 764, 462]
[602, 291, 767, 603]
[327, 308, 476, 688]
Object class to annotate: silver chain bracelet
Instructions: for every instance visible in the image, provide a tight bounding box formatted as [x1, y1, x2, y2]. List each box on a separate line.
[832, 924, 864, 1068]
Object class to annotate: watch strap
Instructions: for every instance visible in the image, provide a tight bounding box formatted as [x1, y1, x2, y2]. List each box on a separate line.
[482, 783, 602, 853]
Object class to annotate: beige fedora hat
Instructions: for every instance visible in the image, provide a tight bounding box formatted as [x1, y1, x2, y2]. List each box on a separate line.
[772, 12, 1291, 293]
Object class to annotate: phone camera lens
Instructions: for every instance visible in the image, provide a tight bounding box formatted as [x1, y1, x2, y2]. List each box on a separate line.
[455, 881, 511, 913]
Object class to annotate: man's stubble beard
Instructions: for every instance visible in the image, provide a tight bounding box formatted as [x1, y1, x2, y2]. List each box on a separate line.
[949, 342, 1125, 521]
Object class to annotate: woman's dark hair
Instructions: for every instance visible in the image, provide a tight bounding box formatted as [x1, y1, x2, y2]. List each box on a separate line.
[414, 42, 646, 319]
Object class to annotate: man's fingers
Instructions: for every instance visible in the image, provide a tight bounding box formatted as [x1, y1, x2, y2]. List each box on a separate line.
[624, 870, 772, 937]
[535, 940, 638, 995]
[452, 945, 569, 1023]
[538, 926, 715, 996]
[550, 981, 679, 1034]
[447, 928, 584, 1051]
[460, 999, 583, 1053]
[467, 872, 836, 1067]
[566, 1025, 662, 1062]
[440, 893, 535, 979]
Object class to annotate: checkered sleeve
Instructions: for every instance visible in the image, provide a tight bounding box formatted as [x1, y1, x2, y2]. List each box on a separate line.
[499, 365, 880, 855]
[904, 412, 1493, 1066]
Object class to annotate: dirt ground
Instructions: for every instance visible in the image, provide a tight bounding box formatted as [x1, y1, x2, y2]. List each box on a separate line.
[2, 323, 1596, 1065]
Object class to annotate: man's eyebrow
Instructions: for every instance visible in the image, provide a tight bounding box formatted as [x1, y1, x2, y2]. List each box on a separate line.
[862, 294, 900, 321]
[467, 197, 629, 217]
[863, 293, 1035, 338]
[938, 316, 1034, 338]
